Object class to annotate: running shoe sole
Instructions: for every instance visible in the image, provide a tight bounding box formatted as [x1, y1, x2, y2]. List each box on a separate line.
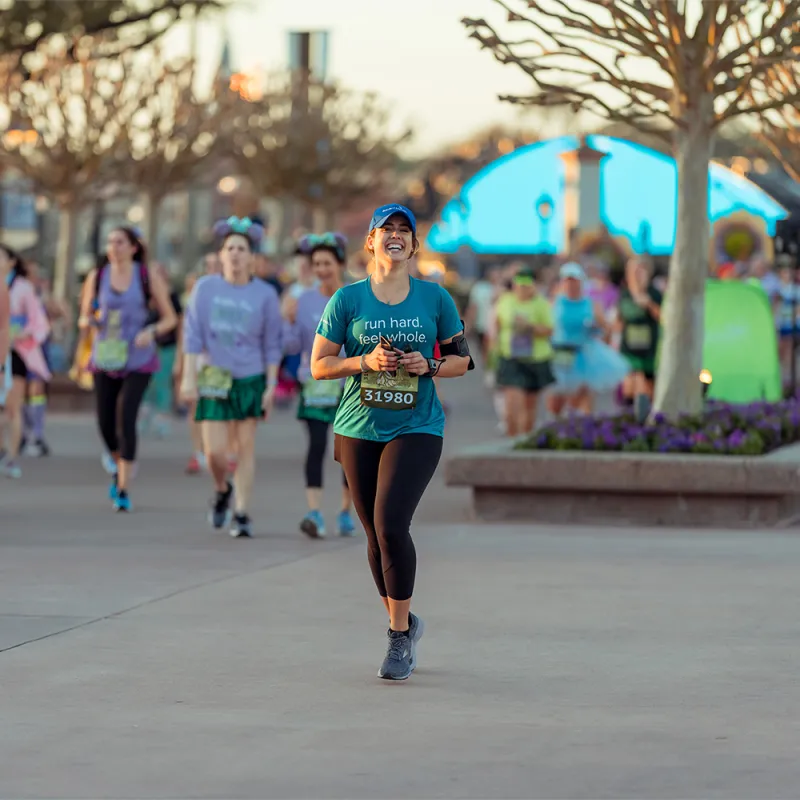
[300, 517, 324, 539]
[409, 615, 425, 673]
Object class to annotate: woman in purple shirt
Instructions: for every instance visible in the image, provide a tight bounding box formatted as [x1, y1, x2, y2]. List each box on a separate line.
[78, 227, 177, 512]
[282, 232, 356, 540]
[180, 217, 282, 538]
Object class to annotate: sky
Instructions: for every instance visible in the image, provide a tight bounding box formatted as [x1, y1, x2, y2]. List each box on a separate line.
[164, 0, 550, 157]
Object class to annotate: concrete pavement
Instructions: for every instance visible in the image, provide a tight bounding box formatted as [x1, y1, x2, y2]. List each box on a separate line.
[2, 376, 800, 798]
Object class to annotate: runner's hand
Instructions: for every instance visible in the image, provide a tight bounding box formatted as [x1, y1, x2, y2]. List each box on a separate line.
[363, 342, 399, 372]
[180, 382, 198, 404]
[134, 327, 155, 348]
[261, 385, 276, 420]
[399, 351, 429, 375]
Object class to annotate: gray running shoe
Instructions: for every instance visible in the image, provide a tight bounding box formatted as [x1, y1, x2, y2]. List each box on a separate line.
[378, 630, 413, 681]
[408, 612, 425, 672]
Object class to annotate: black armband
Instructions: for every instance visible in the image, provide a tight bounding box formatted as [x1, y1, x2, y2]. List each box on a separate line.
[439, 321, 475, 370]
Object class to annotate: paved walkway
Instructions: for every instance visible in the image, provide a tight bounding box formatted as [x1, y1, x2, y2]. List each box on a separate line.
[2, 376, 800, 798]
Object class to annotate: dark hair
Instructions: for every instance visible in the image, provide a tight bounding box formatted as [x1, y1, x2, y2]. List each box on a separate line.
[310, 244, 346, 265]
[213, 217, 265, 252]
[111, 226, 147, 265]
[299, 232, 348, 264]
[0, 243, 26, 278]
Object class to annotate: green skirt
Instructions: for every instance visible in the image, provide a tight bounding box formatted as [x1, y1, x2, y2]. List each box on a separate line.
[195, 374, 266, 422]
[623, 353, 656, 379]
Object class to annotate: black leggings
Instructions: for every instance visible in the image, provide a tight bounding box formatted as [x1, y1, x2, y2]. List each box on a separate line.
[336, 433, 443, 601]
[94, 371, 151, 462]
[305, 418, 348, 489]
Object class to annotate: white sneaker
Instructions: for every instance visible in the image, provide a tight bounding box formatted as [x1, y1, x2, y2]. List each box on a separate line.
[1, 460, 22, 479]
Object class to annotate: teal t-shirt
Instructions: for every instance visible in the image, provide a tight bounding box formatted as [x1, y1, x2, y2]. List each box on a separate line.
[316, 277, 463, 442]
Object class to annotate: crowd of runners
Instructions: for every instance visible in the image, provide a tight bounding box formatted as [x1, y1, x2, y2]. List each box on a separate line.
[0, 203, 473, 681]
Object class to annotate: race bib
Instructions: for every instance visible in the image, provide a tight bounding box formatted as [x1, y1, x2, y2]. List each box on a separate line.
[303, 377, 342, 408]
[198, 365, 233, 399]
[95, 339, 129, 371]
[624, 324, 653, 351]
[510, 332, 533, 359]
[361, 367, 419, 410]
[552, 345, 578, 369]
[9, 314, 25, 341]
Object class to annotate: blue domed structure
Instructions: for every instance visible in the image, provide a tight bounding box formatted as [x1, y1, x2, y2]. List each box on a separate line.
[426, 135, 788, 255]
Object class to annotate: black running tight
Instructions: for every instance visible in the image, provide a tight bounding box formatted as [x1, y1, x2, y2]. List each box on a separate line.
[305, 418, 348, 489]
[94, 371, 151, 462]
[336, 433, 443, 601]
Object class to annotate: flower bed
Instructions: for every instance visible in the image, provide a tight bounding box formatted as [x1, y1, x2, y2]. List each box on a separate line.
[521, 400, 800, 456]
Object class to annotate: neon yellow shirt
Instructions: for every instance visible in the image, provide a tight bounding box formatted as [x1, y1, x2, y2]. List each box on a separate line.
[495, 293, 553, 361]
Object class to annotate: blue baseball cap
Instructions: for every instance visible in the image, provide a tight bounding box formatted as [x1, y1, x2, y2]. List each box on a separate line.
[368, 203, 417, 235]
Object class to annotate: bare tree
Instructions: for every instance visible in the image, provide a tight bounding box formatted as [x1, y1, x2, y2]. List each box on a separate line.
[464, 0, 800, 417]
[228, 75, 411, 230]
[113, 52, 231, 240]
[759, 65, 800, 182]
[0, 0, 223, 65]
[0, 45, 159, 301]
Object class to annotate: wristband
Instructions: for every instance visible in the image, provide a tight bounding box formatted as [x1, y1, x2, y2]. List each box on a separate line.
[360, 354, 370, 373]
[267, 379, 279, 388]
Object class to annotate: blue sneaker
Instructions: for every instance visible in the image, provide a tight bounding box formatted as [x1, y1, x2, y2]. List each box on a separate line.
[108, 474, 119, 501]
[336, 510, 356, 537]
[300, 510, 326, 539]
[378, 630, 414, 681]
[113, 490, 132, 513]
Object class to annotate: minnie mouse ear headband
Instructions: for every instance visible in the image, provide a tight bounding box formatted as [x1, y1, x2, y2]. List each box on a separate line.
[213, 216, 265, 247]
[297, 232, 348, 261]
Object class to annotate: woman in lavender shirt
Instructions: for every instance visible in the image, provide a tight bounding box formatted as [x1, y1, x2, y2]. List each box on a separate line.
[180, 218, 282, 538]
[79, 227, 177, 512]
[283, 233, 356, 539]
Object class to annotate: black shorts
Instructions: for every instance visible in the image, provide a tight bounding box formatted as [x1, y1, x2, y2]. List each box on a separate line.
[10, 350, 27, 379]
[496, 357, 556, 393]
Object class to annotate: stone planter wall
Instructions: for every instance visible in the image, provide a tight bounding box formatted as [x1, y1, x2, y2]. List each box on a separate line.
[445, 442, 800, 529]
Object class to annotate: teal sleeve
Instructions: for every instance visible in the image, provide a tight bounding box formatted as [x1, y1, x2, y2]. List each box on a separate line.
[316, 288, 349, 345]
[437, 288, 463, 342]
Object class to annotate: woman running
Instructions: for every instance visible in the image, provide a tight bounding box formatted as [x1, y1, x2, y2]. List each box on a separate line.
[180, 217, 282, 538]
[618, 256, 663, 418]
[492, 267, 555, 436]
[79, 227, 177, 511]
[311, 203, 473, 681]
[282, 232, 356, 539]
[548, 262, 630, 418]
[0, 246, 50, 479]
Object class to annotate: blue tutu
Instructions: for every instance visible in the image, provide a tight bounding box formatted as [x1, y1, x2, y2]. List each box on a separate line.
[552, 336, 631, 393]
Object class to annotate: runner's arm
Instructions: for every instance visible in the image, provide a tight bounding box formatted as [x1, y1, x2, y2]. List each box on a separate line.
[77, 271, 98, 330]
[262, 287, 283, 389]
[310, 335, 363, 379]
[0, 280, 9, 363]
[432, 331, 470, 378]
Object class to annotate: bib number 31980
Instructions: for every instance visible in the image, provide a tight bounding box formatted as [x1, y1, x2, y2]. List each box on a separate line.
[361, 368, 419, 410]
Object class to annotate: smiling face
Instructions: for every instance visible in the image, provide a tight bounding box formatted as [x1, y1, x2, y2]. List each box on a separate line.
[311, 247, 341, 287]
[368, 214, 417, 263]
[220, 233, 253, 281]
